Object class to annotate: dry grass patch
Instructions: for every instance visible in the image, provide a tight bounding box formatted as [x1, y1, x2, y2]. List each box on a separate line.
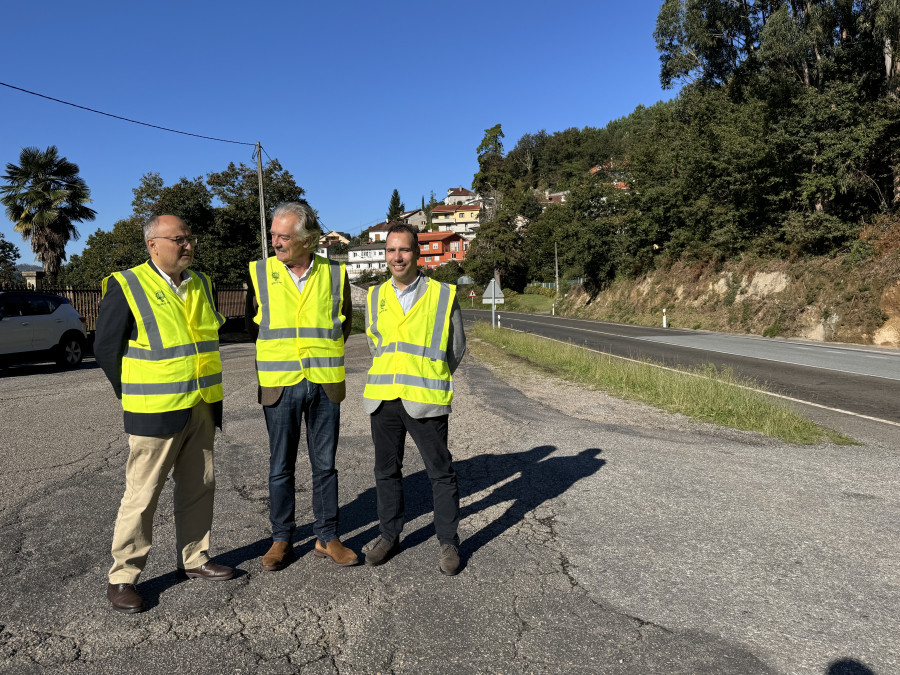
[471, 323, 854, 446]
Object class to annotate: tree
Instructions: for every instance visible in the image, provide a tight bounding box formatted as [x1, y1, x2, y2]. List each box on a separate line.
[63, 159, 306, 286]
[477, 123, 505, 157]
[465, 217, 527, 291]
[473, 124, 513, 224]
[206, 160, 306, 282]
[425, 190, 441, 227]
[1, 146, 97, 283]
[426, 260, 465, 285]
[386, 189, 404, 221]
[58, 216, 146, 287]
[0, 232, 19, 287]
[654, 0, 764, 89]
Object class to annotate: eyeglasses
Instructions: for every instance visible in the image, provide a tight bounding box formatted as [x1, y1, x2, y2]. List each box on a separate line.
[151, 235, 197, 247]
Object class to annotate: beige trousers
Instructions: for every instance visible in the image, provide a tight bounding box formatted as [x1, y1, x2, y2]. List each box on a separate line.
[109, 402, 216, 584]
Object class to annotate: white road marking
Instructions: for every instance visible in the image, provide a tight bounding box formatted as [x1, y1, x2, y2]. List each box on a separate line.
[480, 323, 900, 429]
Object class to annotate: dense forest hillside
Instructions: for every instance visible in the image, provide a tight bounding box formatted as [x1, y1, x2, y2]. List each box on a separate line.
[462, 1, 900, 345]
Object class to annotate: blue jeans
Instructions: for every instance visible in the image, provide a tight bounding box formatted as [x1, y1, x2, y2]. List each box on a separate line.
[263, 380, 341, 543]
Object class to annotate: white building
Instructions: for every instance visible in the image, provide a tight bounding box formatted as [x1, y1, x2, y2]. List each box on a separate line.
[347, 241, 386, 279]
[445, 186, 479, 205]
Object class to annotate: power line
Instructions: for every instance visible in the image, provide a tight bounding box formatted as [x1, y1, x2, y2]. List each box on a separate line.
[0, 81, 256, 147]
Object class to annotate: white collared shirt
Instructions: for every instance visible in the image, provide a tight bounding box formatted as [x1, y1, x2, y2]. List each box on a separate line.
[158, 269, 192, 300]
[391, 273, 422, 314]
[285, 260, 314, 293]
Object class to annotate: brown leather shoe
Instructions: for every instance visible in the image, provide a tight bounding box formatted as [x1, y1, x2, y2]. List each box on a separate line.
[261, 541, 294, 571]
[314, 538, 358, 567]
[181, 561, 234, 580]
[107, 582, 144, 613]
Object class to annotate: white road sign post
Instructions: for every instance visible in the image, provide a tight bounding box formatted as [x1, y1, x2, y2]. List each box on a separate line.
[482, 279, 504, 327]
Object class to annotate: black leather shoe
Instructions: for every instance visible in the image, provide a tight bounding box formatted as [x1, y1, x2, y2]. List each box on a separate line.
[181, 561, 234, 580]
[107, 583, 144, 613]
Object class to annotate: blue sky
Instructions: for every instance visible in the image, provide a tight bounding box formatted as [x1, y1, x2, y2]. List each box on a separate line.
[1, 1, 675, 264]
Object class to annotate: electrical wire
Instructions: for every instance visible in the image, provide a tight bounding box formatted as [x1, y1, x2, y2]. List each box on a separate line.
[1, 81, 256, 146]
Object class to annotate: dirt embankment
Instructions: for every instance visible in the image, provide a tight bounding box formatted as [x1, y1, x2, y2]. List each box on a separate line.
[558, 249, 900, 347]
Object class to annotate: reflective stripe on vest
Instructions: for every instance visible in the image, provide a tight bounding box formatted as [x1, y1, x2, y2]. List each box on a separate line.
[364, 278, 454, 405]
[251, 255, 346, 386]
[110, 263, 224, 414]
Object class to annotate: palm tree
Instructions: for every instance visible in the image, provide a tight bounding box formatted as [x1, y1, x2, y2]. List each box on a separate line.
[1, 146, 97, 283]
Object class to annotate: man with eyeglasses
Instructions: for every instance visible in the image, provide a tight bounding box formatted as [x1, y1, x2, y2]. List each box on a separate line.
[246, 201, 357, 571]
[95, 214, 233, 614]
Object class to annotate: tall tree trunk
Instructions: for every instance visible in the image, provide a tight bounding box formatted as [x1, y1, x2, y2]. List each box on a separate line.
[893, 160, 900, 206]
[886, 36, 900, 98]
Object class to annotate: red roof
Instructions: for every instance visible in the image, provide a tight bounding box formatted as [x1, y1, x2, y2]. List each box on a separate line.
[448, 186, 474, 196]
[418, 231, 462, 242]
[366, 220, 406, 232]
[432, 204, 480, 213]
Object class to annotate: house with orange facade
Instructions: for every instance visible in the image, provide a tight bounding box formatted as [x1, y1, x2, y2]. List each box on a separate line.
[417, 231, 468, 270]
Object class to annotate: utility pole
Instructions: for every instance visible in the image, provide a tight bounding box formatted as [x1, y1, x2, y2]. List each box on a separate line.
[555, 242, 559, 293]
[256, 142, 267, 260]
[553, 242, 559, 316]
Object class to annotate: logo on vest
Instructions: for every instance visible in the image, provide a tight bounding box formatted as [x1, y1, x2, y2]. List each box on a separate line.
[271, 270, 281, 284]
[154, 290, 167, 304]
[379, 298, 386, 314]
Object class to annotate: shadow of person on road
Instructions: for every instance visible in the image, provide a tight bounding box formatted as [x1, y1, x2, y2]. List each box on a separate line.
[825, 658, 876, 675]
[337, 445, 606, 564]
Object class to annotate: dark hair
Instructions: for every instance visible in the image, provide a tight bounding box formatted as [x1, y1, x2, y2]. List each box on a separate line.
[386, 223, 419, 249]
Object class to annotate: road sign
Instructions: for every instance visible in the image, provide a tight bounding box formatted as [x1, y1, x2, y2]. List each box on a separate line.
[468, 290, 476, 297]
[482, 280, 505, 304]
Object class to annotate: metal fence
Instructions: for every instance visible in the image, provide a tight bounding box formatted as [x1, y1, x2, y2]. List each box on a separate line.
[526, 278, 585, 289]
[214, 285, 249, 319]
[1, 283, 249, 331]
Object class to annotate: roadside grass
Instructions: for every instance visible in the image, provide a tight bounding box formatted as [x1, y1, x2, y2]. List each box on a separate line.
[471, 322, 854, 445]
[502, 293, 556, 313]
[460, 291, 556, 313]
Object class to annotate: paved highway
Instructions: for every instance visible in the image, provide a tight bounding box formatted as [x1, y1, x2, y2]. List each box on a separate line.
[463, 309, 900, 425]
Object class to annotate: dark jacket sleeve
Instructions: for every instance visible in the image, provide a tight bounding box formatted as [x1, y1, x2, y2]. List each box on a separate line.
[447, 297, 466, 374]
[245, 271, 260, 340]
[93, 277, 134, 399]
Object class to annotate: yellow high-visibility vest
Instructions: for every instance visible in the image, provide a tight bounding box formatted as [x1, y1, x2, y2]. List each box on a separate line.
[364, 278, 455, 406]
[104, 262, 224, 414]
[250, 255, 346, 387]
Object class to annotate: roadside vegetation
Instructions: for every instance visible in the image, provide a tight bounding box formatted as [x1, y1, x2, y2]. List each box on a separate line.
[470, 322, 854, 446]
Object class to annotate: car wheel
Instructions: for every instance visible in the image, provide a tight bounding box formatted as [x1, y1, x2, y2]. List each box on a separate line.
[56, 332, 86, 367]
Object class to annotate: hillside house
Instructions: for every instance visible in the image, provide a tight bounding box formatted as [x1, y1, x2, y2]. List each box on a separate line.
[417, 231, 468, 270]
[445, 186, 479, 205]
[430, 204, 481, 235]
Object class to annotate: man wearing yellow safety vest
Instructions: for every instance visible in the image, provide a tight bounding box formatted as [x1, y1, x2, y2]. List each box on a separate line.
[95, 215, 233, 614]
[247, 202, 357, 570]
[363, 223, 467, 575]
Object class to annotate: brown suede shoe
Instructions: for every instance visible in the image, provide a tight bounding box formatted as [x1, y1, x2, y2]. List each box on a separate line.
[439, 544, 461, 576]
[181, 561, 234, 580]
[314, 538, 359, 567]
[107, 582, 144, 613]
[261, 541, 294, 571]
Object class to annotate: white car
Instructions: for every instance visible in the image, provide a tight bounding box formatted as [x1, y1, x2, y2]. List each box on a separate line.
[0, 291, 88, 368]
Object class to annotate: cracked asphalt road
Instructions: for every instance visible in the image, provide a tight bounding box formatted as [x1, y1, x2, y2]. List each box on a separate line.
[0, 335, 896, 674]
